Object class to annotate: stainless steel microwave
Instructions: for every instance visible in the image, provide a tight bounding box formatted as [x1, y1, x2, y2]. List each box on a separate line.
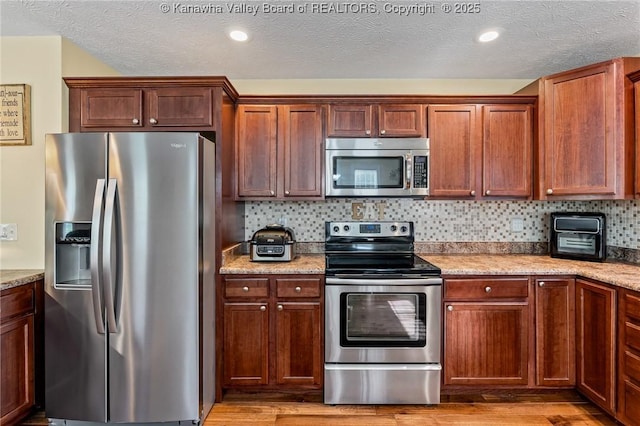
[325, 138, 429, 197]
[550, 212, 606, 262]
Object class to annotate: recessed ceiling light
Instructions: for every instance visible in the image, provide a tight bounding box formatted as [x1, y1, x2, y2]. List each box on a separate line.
[478, 30, 500, 43]
[229, 30, 249, 42]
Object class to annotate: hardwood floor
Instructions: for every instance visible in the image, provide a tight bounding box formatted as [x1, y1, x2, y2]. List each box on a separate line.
[19, 391, 616, 426]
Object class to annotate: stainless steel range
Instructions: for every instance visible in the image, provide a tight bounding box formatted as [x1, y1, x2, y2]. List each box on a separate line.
[324, 221, 442, 405]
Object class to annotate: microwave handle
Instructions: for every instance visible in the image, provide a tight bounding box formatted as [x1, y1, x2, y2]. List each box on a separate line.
[405, 154, 412, 189]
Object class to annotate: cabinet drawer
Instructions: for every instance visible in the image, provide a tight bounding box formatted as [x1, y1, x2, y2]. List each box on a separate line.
[622, 380, 640, 423]
[224, 279, 269, 298]
[445, 278, 529, 300]
[276, 278, 321, 298]
[625, 291, 640, 321]
[626, 321, 640, 353]
[0, 285, 34, 322]
[624, 350, 640, 382]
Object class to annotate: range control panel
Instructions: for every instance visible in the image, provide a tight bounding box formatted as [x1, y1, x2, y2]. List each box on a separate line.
[326, 221, 413, 237]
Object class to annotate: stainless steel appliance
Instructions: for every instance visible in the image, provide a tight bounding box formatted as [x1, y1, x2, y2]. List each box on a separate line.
[44, 132, 216, 425]
[249, 224, 296, 262]
[550, 212, 606, 262]
[325, 138, 429, 197]
[324, 221, 442, 405]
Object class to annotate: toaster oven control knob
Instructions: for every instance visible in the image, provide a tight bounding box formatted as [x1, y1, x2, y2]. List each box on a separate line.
[546, 188, 553, 195]
[390, 225, 398, 232]
[333, 225, 340, 233]
[400, 225, 408, 233]
[343, 225, 350, 232]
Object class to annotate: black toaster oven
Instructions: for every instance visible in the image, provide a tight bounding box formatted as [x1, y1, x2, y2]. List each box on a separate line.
[550, 212, 606, 262]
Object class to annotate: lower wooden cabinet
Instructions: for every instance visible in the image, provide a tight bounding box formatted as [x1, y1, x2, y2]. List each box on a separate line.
[618, 288, 640, 425]
[576, 278, 617, 415]
[1, 282, 39, 426]
[221, 275, 323, 390]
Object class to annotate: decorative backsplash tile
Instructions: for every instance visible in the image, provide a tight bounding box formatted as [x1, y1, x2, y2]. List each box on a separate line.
[244, 199, 640, 251]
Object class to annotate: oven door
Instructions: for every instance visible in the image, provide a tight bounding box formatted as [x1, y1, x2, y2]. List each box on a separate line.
[325, 277, 442, 363]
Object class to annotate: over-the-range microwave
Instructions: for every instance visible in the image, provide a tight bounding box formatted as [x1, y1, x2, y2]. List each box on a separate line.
[325, 138, 429, 197]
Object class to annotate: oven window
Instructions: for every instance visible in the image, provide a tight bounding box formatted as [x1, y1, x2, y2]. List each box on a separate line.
[557, 233, 597, 254]
[333, 157, 404, 189]
[340, 292, 426, 347]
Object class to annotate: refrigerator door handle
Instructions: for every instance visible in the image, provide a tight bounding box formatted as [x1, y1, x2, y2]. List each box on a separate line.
[103, 178, 119, 333]
[90, 179, 106, 334]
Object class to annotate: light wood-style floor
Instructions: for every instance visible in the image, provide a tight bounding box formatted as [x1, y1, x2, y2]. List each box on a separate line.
[20, 391, 617, 426]
[203, 391, 617, 425]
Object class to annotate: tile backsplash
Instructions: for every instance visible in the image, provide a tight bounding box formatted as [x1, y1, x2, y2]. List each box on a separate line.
[244, 199, 640, 251]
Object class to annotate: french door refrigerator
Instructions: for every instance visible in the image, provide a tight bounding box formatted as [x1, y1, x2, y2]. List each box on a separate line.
[44, 132, 216, 425]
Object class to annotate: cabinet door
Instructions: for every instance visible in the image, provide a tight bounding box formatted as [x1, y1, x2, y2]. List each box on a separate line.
[617, 289, 640, 425]
[635, 80, 640, 197]
[0, 315, 34, 425]
[236, 105, 278, 198]
[377, 104, 424, 137]
[280, 105, 323, 198]
[327, 104, 373, 137]
[428, 105, 480, 198]
[146, 87, 213, 128]
[535, 277, 575, 387]
[80, 88, 143, 128]
[576, 279, 616, 414]
[223, 303, 269, 386]
[275, 302, 322, 386]
[542, 63, 616, 197]
[482, 105, 532, 198]
[444, 302, 529, 385]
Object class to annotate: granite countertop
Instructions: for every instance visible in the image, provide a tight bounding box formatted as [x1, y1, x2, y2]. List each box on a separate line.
[0, 269, 45, 292]
[219, 253, 640, 293]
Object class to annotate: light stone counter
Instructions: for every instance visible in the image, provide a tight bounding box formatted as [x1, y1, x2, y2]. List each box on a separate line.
[219, 254, 325, 275]
[0, 270, 45, 291]
[420, 254, 640, 292]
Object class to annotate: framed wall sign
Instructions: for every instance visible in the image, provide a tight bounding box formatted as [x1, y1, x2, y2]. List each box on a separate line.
[0, 84, 31, 146]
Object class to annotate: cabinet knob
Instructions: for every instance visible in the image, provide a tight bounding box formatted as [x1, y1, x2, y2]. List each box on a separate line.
[260, 305, 266, 312]
[277, 304, 283, 311]
[365, 130, 371, 135]
[447, 305, 453, 312]
[546, 188, 553, 195]
[270, 190, 275, 196]
[470, 190, 476, 196]
[132, 118, 140, 125]
[485, 190, 491, 196]
[242, 286, 249, 292]
[149, 118, 158, 125]
[295, 286, 301, 293]
[539, 281, 545, 287]
[285, 190, 290, 195]
[485, 286, 492, 293]
[380, 130, 386, 135]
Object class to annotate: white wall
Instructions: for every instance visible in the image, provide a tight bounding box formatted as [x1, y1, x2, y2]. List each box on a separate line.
[0, 36, 118, 269]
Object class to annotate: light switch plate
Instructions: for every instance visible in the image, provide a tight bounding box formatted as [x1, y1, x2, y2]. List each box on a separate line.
[511, 218, 524, 233]
[0, 223, 18, 241]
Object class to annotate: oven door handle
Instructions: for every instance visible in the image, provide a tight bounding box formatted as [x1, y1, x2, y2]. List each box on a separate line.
[326, 277, 442, 286]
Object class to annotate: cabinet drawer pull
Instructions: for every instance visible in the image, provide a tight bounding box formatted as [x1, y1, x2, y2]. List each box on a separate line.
[260, 305, 266, 312]
[242, 286, 249, 292]
[539, 281, 545, 287]
[447, 305, 453, 312]
[295, 286, 302, 293]
[485, 286, 492, 293]
[546, 188, 553, 195]
[277, 304, 283, 311]
[149, 118, 158, 125]
[132, 118, 140, 125]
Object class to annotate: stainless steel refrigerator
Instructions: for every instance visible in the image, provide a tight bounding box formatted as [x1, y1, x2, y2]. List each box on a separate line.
[44, 132, 216, 425]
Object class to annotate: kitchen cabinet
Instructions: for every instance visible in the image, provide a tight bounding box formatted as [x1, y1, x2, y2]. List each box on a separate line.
[236, 104, 324, 199]
[537, 57, 640, 200]
[327, 103, 424, 137]
[443, 277, 530, 386]
[534, 277, 575, 387]
[632, 73, 640, 197]
[428, 104, 533, 199]
[617, 288, 640, 425]
[576, 278, 617, 415]
[221, 275, 323, 390]
[1, 281, 41, 426]
[65, 77, 239, 132]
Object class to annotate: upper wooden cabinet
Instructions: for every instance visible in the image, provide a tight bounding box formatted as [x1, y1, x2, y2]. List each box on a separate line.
[534, 58, 640, 200]
[236, 104, 324, 200]
[327, 103, 424, 137]
[631, 71, 640, 198]
[428, 103, 533, 199]
[65, 77, 238, 132]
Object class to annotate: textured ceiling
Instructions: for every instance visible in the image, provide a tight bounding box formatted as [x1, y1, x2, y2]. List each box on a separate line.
[1, 0, 639, 80]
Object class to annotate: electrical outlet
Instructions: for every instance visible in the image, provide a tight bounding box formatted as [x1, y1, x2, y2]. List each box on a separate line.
[511, 218, 524, 233]
[0, 223, 18, 241]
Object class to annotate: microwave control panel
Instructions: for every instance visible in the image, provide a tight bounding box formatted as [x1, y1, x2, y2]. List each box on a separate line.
[413, 156, 428, 189]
